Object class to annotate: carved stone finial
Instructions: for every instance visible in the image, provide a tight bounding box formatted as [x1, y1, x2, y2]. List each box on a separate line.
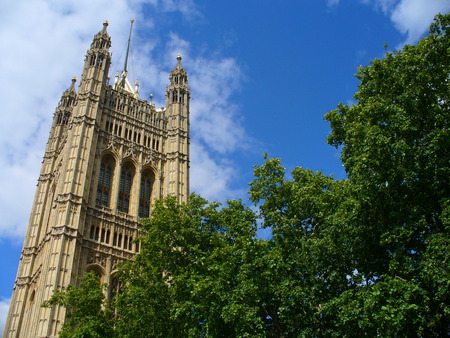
[100, 20, 109, 35]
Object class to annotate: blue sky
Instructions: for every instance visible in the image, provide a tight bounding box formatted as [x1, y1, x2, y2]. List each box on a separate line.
[1, 0, 449, 331]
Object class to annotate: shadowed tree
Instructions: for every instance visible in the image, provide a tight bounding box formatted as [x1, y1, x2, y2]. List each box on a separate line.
[42, 271, 115, 338]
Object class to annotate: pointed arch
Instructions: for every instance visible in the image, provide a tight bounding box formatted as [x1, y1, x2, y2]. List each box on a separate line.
[108, 271, 123, 305]
[86, 264, 106, 283]
[96, 154, 116, 207]
[118, 161, 135, 213]
[139, 167, 156, 218]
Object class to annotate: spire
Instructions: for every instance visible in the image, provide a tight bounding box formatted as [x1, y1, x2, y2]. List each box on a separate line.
[167, 54, 189, 107]
[65, 76, 77, 94]
[116, 19, 139, 98]
[102, 20, 108, 33]
[123, 18, 134, 77]
[169, 54, 188, 87]
[56, 77, 77, 125]
[61, 76, 77, 103]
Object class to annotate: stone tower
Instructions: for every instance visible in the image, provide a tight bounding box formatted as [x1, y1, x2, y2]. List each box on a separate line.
[4, 21, 190, 337]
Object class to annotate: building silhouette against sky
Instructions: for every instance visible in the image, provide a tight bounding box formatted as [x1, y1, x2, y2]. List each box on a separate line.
[4, 21, 190, 337]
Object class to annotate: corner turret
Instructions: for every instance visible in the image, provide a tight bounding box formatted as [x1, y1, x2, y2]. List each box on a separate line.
[164, 54, 190, 201]
[166, 54, 189, 108]
[54, 77, 77, 126]
[91, 20, 111, 51]
[78, 21, 112, 97]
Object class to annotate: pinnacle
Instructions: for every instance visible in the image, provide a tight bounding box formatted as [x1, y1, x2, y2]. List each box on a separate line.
[67, 76, 77, 93]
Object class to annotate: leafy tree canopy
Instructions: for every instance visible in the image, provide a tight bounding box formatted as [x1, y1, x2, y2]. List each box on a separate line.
[42, 271, 115, 338]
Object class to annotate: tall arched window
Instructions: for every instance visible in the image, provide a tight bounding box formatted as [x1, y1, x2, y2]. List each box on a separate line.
[118, 162, 135, 213]
[109, 273, 123, 310]
[96, 155, 115, 207]
[139, 169, 154, 218]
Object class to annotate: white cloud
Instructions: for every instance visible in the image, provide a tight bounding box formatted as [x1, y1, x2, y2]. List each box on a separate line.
[371, 0, 398, 14]
[327, 0, 340, 8]
[190, 143, 245, 201]
[190, 57, 248, 154]
[0, 0, 248, 240]
[0, 298, 10, 335]
[361, 0, 450, 44]
[158, 0, 202, 21]
[391, 0, 450, 44]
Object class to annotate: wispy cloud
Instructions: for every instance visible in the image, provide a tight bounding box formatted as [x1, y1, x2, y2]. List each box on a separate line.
[361, 0, 450, 44]
[0, 0, 248, 240]
[190, 143, 245, 201]
[327, 0, 341, 8]
[391, 0, 450, 44]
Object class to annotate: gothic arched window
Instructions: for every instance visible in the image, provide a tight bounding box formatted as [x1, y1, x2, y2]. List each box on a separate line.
[100, 228, 105, 242]
[113, 232, 117, 246]
[139, 169, 154, 218]
[62, 112, 70, 125]
[96, 155, 115, 207]
[109, 273, 123, 310]
[128, 236, 133, 251]
[86, 266, 104, 284]
[118, 162, 135, 213]
[106, 230, 110, 244]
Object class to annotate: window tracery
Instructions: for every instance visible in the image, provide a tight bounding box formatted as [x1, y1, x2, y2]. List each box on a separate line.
[139, 169, 154, 218]
[96, 155, 115, 207]
[118, 162, 135, 213]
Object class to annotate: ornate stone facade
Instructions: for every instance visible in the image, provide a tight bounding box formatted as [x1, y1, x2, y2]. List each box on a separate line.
[4, 21, 189, 337]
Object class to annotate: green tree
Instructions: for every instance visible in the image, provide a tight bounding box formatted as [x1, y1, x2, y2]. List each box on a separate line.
[42, 271, 115, 338]
[323, 13, 450, 336]
[249, 13, 450, 336]
[114, 195, 274, 337]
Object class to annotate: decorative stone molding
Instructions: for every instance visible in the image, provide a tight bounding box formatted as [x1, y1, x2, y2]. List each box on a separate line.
[55, 193, 83, 205]
[72, 114, 96, 127]
[22, 246, 37, 256]
[87, 251, 107, 267]
[51, 225, 77, 238]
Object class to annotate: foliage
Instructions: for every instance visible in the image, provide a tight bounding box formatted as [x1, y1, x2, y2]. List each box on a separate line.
[42, 271, 115, 338]
[45, 13, 450, 337]
[114, 195, 273, 337]
[322, 12, 450, 336]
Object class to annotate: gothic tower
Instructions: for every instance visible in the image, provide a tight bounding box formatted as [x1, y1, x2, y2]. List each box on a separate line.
[4, 21, 190, 337]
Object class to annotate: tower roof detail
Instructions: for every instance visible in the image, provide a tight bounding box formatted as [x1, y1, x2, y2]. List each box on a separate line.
[61, 76, 77, 100]
[171, 54, 186, 73]
[114, 71, 139, 98]
[114, 19, 139, 98]
[66, 76, 77, 94]
[90, 20, 111, 50]
[168, 54, 188, 88]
